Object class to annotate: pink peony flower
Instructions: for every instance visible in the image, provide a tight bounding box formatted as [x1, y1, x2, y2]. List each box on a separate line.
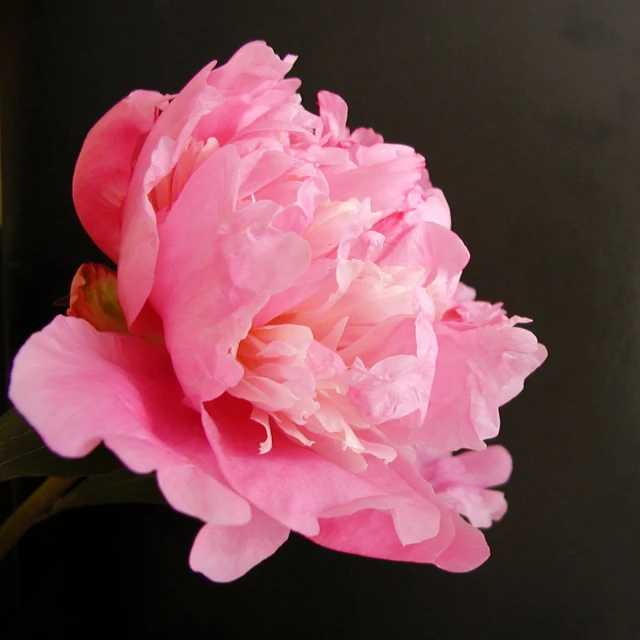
[9, 41, 546, 581]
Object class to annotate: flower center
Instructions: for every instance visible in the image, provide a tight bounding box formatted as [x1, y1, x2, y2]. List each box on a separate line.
[228, 258, 431, 469]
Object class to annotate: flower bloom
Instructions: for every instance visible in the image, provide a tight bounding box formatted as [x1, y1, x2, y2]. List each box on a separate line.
[9, 42, 546, 581]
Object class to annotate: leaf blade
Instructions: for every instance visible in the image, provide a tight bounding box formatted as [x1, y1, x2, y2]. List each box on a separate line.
[52, 469, 167, 513]
[0, 408, 122, 480]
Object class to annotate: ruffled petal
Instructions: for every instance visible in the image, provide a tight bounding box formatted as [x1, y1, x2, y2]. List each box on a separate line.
[324, 149, 425, 215]
[379, 221, 470, 304]
[421, 307, 547, 451]
[313, 456, 489, 572]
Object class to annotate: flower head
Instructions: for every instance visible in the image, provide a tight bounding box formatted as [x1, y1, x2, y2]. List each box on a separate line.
[9, 41, 546, 581]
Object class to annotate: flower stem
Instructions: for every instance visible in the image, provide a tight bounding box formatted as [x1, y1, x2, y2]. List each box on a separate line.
[0, 476, 78, 560]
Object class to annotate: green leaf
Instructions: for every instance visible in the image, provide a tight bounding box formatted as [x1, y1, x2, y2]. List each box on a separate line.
[0, 408, 122, 480]
[52, 469, 166, 513]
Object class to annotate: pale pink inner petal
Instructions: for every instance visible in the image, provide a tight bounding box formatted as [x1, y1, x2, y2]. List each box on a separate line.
[219, 251, 442, 467]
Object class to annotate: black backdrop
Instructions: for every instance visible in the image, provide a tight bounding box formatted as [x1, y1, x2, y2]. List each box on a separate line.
[2, 1, 639, 638]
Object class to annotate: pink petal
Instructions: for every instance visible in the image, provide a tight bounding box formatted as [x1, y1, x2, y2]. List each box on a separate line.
[72, 90, 167, 261]
[316, 90, 350, 143]
[149, 145, 243, 402]
[314, 506, 454, 566]
[421, 445, 513, 489]
[403, 182, 452, 229]
[237, 150, 298, 201]
[437, 486, 508, 528]
[156, 464, 251, 526]
[192, 42, 311, 147]
[398, 457, 491, 571]
[421, 314, 546, 451]
[222, 210, 311, 295]
[349, 127, 384, 146]
[207, 41, 297, 96]
[325, 151, 425, 215]
[433, 514, 490, 572]
[8, 315, 250, 526]
[347, 354, 434, 425]
[379, 222, 470, 299]
[313, 457, 488, 571]
[189, 508, 290, 583]
[252, 258, 333, 327]
[417, 446, 512, 529]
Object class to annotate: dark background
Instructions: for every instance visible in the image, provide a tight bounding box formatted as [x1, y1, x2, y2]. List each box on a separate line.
[2, 1, 639, 638]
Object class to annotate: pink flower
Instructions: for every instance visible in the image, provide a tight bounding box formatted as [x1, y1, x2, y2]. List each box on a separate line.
[9, 41, 546, 581]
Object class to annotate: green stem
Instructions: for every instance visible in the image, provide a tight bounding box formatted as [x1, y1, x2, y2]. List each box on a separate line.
[0, 476, 78, 560]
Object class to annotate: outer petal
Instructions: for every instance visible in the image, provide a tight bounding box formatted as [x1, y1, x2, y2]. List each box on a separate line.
[422, 313, 547, 451]
[316, 90, 350, 143]
[395, 455, 490, 571]
[193, 41, 312, 147]
[189, 508, 290, 583]
[72, 90, 167, 261]
[314, 507, 454, 566]
[206, 40, 297, 96]
[313, 457, 489, 572]
[418, 446, 512, 528]
[8, 315, 250, 526]
[420, 445, 513, 489]
[433, 514, 491, 572]
[437, 486, 508, 528]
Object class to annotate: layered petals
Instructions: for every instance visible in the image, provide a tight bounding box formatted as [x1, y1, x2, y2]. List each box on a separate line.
[11, 41, 546, 582]
[150, 146, 311, 405]
[419, 445, 513, 528]
[314, 462, 489, 572]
